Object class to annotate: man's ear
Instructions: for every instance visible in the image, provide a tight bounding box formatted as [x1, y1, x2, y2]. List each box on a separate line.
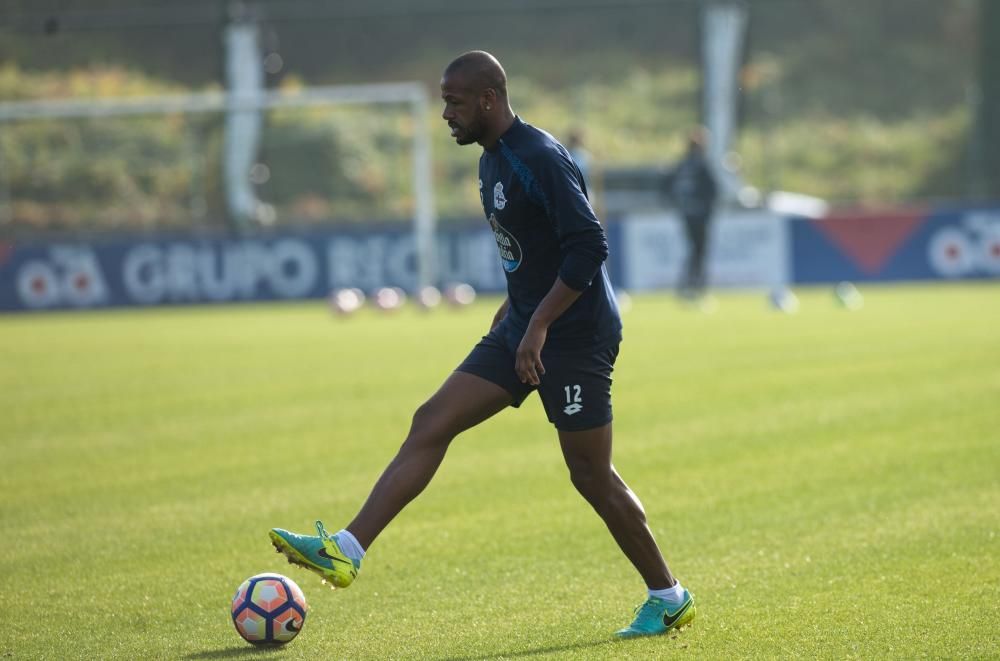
[481, 88, 497, 111]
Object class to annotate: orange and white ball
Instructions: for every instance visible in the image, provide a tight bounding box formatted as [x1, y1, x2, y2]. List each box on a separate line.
[231, 573, 307, 645]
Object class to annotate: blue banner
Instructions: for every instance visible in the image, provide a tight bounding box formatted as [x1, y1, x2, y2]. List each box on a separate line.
[4, 205, 995, 311]
[790, 205, 1000, 283]
[0, 227, 510, 312]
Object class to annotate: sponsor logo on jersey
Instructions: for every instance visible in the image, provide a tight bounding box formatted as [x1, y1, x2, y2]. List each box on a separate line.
[489, 214, 522, 273]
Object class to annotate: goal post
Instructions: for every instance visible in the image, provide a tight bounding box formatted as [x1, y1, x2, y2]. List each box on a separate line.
[0, 82, 438, 290]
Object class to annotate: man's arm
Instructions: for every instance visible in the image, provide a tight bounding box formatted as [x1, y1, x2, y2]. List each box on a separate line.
[514, 277, 582, 385]
[490, 297, 510, 331]
[514, 143, 609, 385]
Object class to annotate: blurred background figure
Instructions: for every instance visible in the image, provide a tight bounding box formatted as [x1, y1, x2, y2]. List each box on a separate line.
[566, 128, 593, 190]
[663, 127, 718, 300]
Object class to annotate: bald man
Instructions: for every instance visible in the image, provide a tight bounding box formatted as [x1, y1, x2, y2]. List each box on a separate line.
[270, 51, 695, 639]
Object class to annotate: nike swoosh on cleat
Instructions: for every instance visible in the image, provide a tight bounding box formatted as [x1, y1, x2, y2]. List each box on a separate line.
[317, 548, 353, 565]
[662, 601, 692, 628]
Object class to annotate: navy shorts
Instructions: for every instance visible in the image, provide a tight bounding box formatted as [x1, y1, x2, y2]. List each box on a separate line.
[455, 329, 620, 432]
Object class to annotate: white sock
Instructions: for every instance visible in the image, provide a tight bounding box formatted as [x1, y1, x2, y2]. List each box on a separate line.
[334, 529, 366, 561]
[648, 583, 686, 606]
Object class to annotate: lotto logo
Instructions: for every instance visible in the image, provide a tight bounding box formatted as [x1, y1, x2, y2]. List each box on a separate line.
[563, 384, 583, 415]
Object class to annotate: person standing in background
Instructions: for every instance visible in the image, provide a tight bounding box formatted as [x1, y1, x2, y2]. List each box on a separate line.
[664, 127, 718, 299]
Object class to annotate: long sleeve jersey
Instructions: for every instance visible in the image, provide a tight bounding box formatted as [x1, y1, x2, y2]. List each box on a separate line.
[479, 116, 622, 352]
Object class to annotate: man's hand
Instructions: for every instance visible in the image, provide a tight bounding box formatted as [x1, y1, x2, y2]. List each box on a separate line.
[512, 277, 583, 385]
[515, 321, 547, 385]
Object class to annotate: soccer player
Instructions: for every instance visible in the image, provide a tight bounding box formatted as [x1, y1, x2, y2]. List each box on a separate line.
[269, 50, 695, 639]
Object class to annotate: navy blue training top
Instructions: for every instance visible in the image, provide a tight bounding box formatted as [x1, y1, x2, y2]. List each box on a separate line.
[479, 116, 622, 352]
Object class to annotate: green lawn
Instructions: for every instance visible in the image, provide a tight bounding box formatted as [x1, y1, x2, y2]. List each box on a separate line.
[1, 283, 998, 660]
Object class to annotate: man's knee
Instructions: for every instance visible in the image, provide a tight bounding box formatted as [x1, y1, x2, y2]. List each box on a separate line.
[565, 455, 613, 500]
[405, 398, 456, 449]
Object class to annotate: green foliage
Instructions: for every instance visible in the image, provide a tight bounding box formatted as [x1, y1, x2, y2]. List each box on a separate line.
[0, 113, 217, 231]
[258, 106, 415, 222]
[0, 63, 187, 100]
[0, 66, 423, 230]
[0, 45, 977, 229]
[736, 108, 970, 203]
[0, 284, 998, 658]
[747, 0, 976, 118]
[0, 65, 218, 230]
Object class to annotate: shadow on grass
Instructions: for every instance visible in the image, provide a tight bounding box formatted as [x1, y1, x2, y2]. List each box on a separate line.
[438, 637, 620, 660]
[184, 645, 286, 660]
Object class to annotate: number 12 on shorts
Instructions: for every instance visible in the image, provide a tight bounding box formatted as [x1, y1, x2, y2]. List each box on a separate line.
[563, 384, 583, 415]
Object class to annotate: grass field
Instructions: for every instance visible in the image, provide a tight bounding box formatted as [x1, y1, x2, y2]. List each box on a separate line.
[1, 283, 998, 660]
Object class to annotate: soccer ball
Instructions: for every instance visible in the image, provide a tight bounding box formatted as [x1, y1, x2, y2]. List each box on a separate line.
[231, 573, 308, 645]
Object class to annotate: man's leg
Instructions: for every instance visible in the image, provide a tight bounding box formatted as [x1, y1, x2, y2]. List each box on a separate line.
[689, 215, 709, 293]
[558, 423, 696, 637]
[682, 216, 708, 296]
[346, 371, 512, 548]
[270, 371, 512, 586]
[557, 422, 674, 589]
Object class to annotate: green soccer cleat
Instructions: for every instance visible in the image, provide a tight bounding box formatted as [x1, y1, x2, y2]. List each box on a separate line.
[615, 591, 696, 639]
[269, 520, 360, 589]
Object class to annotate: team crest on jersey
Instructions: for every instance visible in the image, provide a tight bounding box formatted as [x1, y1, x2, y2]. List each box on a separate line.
[493, 182, 507, 210]
[489, 213, 522, 272]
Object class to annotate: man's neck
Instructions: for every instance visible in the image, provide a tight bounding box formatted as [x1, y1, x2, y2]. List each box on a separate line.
[481, 110, 517, 150]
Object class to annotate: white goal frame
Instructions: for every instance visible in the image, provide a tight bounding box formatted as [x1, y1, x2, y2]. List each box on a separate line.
[0, 83, 438, 289]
